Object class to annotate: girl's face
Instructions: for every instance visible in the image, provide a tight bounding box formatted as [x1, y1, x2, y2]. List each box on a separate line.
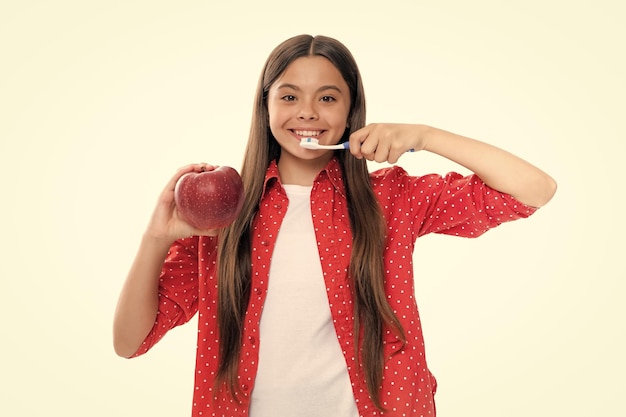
[267, 56, 351, 165]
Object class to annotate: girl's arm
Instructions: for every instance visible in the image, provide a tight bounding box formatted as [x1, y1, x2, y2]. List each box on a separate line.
[113, 163, 218, 358]
[350, 123, 557, 207]
[113, 234, 172, 358]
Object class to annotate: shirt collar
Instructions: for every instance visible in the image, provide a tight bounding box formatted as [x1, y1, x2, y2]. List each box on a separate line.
[261, 157, 346, 199]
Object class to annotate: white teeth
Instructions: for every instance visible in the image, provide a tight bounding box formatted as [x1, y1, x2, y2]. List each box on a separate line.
[294, 130, 322, 137]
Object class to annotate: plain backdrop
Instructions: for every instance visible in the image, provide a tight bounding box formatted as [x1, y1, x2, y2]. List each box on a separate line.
[1, 1, 624, 416]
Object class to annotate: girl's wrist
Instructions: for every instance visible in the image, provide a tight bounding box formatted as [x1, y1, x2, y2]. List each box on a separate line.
[416, 124, 434, 152]
[141, 230, 177, 252]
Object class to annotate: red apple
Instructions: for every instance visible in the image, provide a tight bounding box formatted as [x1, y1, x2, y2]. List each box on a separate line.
[174, 166, 245, 230]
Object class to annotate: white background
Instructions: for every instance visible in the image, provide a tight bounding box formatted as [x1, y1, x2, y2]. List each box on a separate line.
[1, 1, 624, 415]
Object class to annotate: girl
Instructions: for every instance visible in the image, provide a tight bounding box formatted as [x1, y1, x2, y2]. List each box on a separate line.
[113, 34, 556, 416]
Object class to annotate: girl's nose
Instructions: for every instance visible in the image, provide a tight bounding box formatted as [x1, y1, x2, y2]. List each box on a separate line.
[297, 103, 318, 120]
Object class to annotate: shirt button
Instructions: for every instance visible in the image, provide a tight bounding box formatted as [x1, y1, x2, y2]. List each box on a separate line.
[242, 384, 249, 391]
[261, 240, 269, 246]
[249, 336, 256, 345]
[255, 288, 263, 296]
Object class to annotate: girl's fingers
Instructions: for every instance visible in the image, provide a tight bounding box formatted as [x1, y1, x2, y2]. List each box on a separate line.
[348, 125, 373, 159]
[350, 123, 422, 163]
[351, 124, 389, 161]
[387, 149, 403, 165]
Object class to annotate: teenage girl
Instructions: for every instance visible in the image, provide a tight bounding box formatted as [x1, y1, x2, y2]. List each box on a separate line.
[113, 34, 556, 417]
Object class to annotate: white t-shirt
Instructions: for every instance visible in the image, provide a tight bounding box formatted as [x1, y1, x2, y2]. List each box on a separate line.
[249, 184, 359, 417]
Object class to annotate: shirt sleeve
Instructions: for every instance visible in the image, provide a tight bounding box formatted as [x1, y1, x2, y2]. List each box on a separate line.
[131, 236, 204, 357]
[372, 167, 538, 240]
[413, 171, 537, 238]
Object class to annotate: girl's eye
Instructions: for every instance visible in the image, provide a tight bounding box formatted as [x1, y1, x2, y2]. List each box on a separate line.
[282, 95, 296, 101]
[321, 96, 336, 103]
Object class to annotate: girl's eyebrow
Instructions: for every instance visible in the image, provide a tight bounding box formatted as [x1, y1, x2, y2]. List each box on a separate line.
[275, 83, 344, 94]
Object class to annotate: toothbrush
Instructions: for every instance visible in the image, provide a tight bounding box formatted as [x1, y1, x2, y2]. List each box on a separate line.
[300, 138, 350, 150]
[299, 137, 415, 152]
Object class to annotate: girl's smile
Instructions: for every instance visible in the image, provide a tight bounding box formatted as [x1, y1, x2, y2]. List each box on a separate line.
[291, 129, 325, 138]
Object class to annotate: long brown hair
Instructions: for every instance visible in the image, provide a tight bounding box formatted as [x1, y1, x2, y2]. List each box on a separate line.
[216, 34, 405, 409]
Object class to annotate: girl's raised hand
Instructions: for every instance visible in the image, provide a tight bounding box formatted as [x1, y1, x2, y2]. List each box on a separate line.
[349, 123, 426, 164]
[145, 163, 220, 242]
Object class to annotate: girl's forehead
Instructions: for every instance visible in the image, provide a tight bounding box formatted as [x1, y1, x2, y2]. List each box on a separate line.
[273, 56, 346, 88]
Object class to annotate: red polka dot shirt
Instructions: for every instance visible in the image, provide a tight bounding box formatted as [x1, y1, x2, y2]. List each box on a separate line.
[132, 157, 537, 416]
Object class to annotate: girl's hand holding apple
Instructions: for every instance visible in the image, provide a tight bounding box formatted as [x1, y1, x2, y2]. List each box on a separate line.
[145, 163, 244, 242]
